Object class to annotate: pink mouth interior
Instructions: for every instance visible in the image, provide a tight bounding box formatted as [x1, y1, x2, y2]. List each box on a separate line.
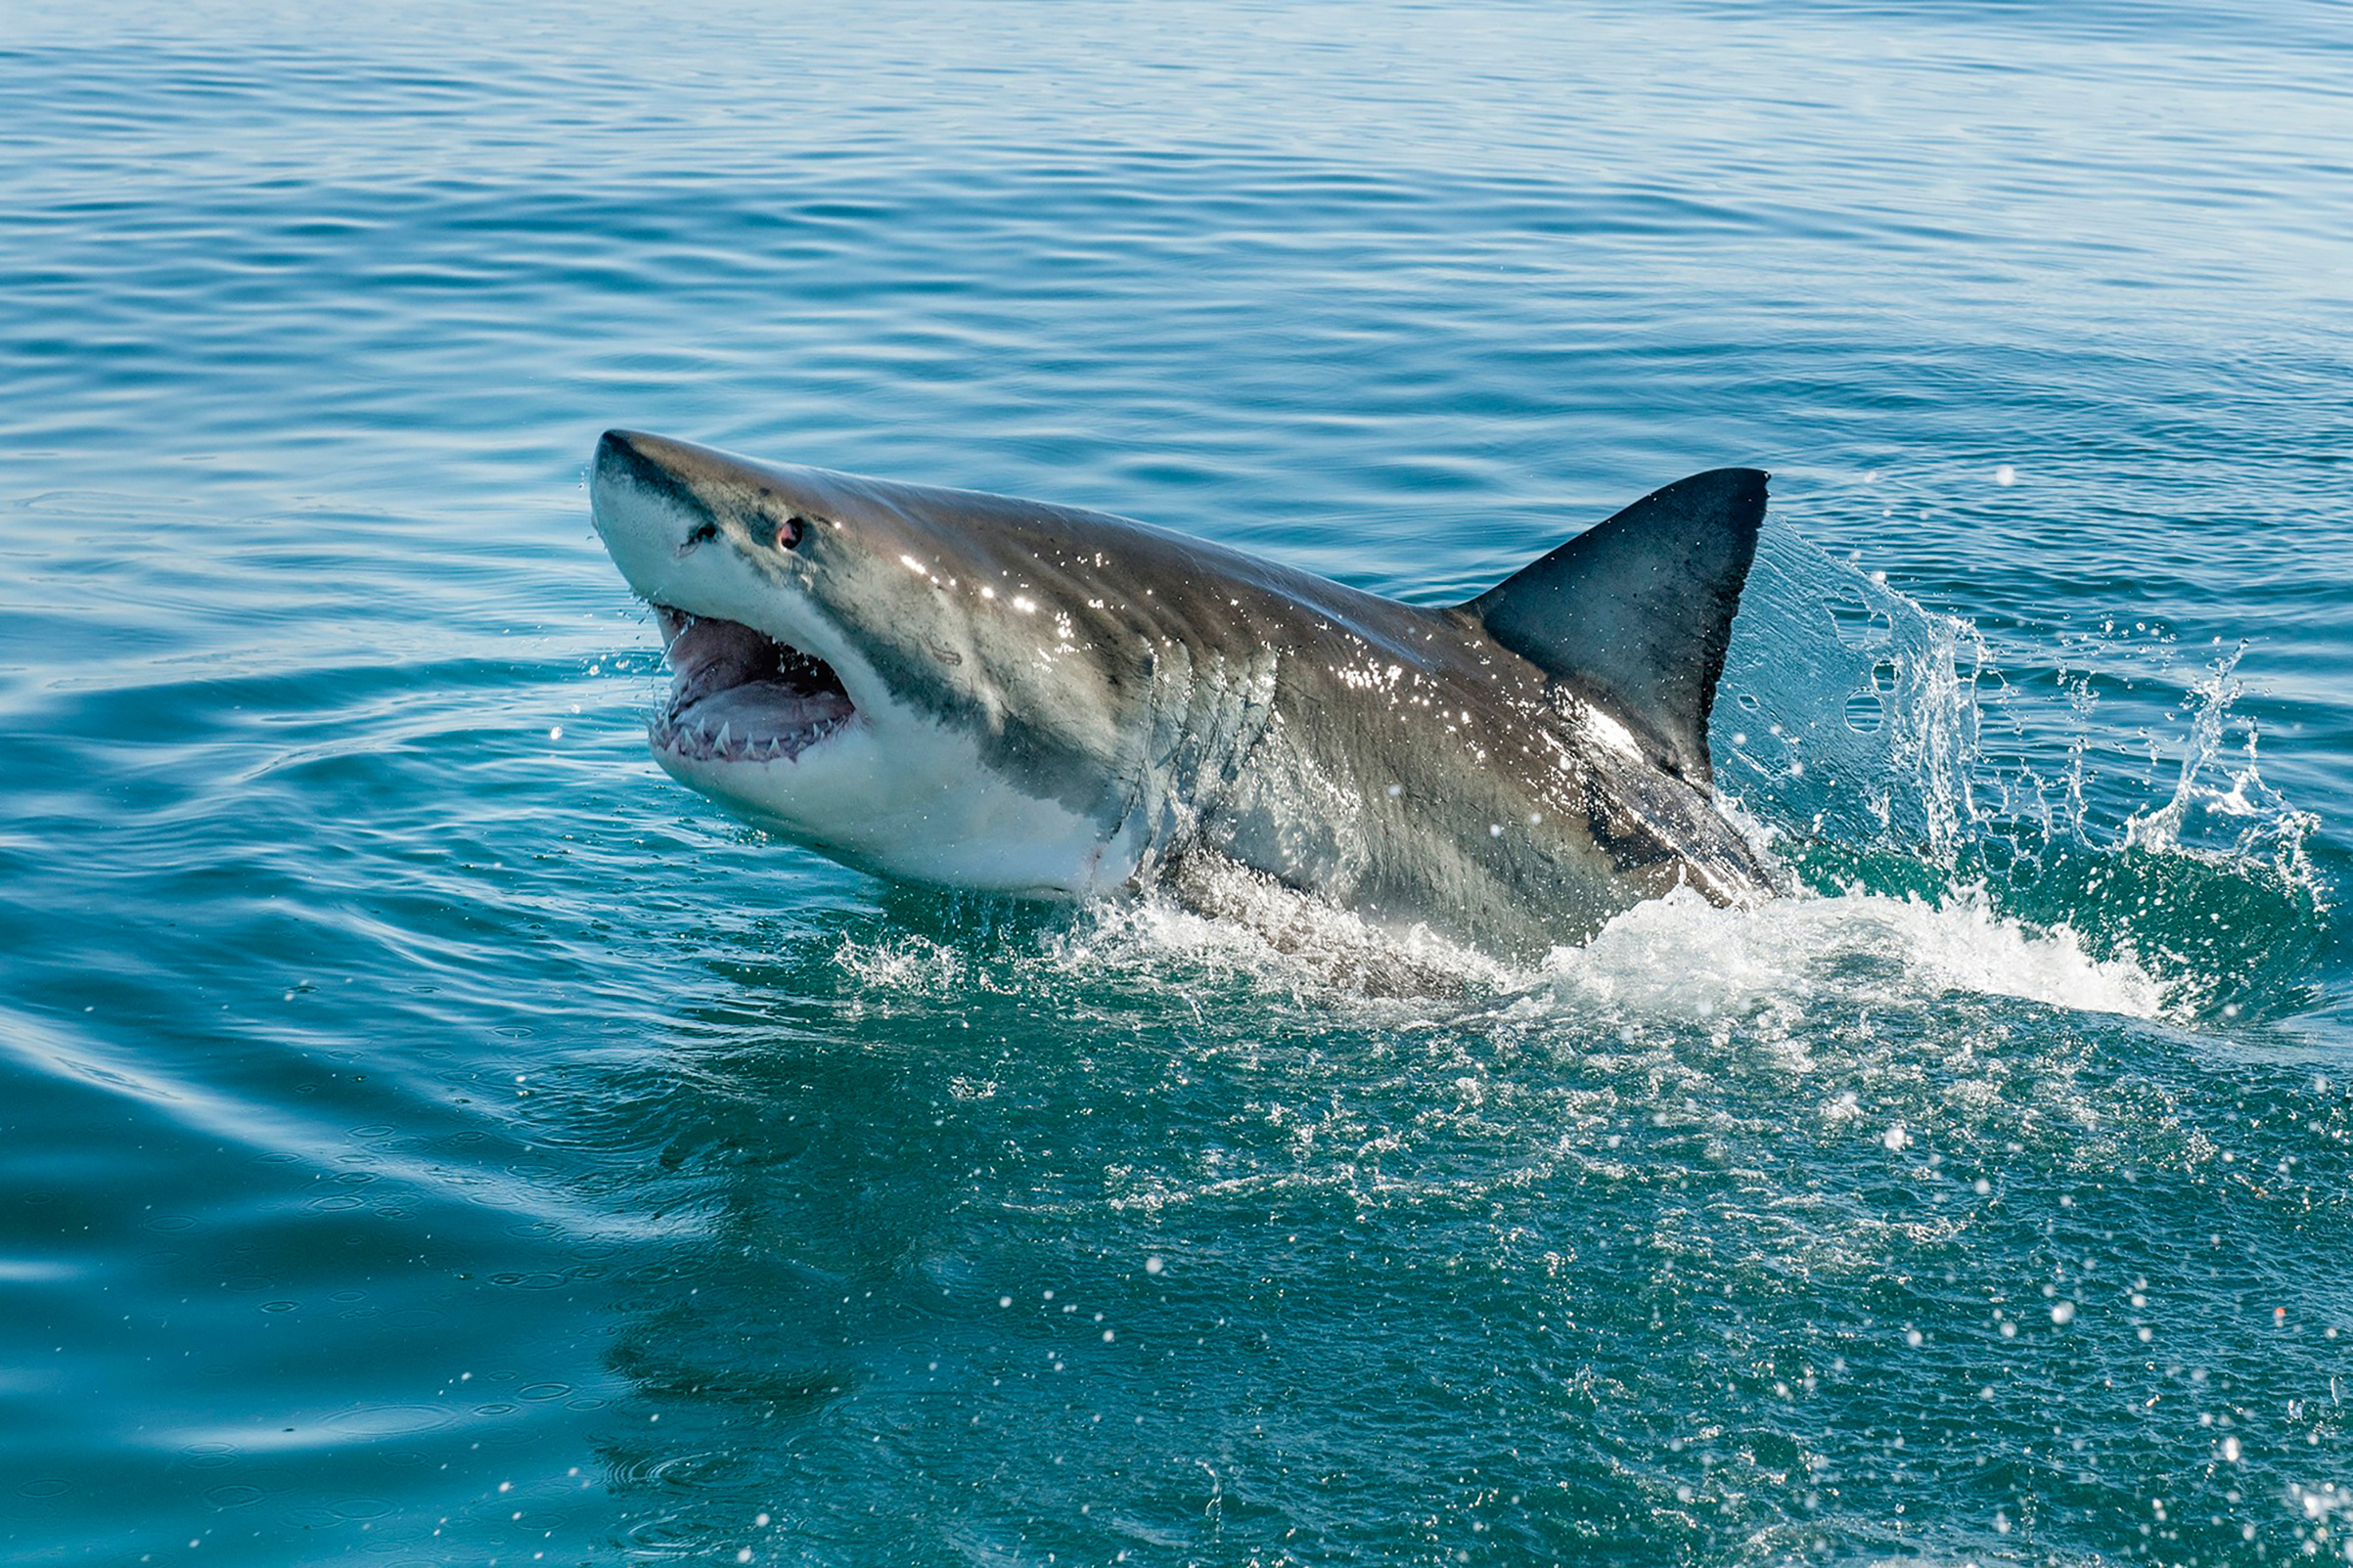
[653, 606, 854, 764]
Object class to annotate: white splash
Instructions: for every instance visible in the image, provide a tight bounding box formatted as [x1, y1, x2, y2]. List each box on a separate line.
[1545, 883, 2166, 1022]
[1048, 857, 1512, 1000]
[1000, 871, 2167, 1026]
[832, 932, 968, 994]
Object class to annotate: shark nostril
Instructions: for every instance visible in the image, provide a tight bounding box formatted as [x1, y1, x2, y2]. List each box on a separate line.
[775, 515, 807, 552]
[683, 519, 718, 551]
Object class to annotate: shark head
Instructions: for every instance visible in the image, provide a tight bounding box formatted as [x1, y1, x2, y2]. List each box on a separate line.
[590, 429, 1179, 895]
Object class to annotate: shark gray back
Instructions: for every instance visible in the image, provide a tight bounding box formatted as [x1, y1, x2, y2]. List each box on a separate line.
[589, 429, 1777, 956]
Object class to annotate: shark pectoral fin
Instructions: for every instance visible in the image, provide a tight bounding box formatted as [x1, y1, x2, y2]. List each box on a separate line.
[1461, 467, 1768, 786]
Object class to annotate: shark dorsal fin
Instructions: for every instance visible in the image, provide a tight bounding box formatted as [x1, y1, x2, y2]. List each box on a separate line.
[1463, 467, 1767, 786]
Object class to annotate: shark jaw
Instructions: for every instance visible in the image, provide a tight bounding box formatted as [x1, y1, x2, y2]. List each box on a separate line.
[649, 605, 856, 768]
[638, 598, 1133, 896]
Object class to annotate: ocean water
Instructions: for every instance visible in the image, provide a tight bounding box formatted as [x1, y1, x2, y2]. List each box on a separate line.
[3, 1, 2349, 1562]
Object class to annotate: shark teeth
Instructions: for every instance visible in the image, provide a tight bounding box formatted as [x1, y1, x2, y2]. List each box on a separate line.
[648, 709, 851, 765]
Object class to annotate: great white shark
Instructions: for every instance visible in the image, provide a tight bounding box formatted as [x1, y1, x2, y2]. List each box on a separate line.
[589, 429, 1779, 957]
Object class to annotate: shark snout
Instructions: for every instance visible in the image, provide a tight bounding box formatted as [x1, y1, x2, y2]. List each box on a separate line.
[594, 426, 651, 472]
[592, 429, 837, 551]
[589, 429, 738, 606]
[594, 428, 708, 515]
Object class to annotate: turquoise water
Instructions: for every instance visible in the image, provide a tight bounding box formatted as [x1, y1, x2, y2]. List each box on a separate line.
[5, 2, 2350, 1562]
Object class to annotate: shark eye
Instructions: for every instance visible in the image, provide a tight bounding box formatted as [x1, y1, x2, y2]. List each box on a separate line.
[774, 515, 807, 552]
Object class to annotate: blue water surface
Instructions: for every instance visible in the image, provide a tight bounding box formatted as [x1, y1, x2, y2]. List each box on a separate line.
[3, 2, 2350, 1563]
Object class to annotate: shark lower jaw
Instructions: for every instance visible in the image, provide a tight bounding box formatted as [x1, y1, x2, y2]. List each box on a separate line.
[650, 605, 858, 768]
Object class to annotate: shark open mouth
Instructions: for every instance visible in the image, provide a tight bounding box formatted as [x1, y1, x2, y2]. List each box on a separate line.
[653, 606, 855, 764]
